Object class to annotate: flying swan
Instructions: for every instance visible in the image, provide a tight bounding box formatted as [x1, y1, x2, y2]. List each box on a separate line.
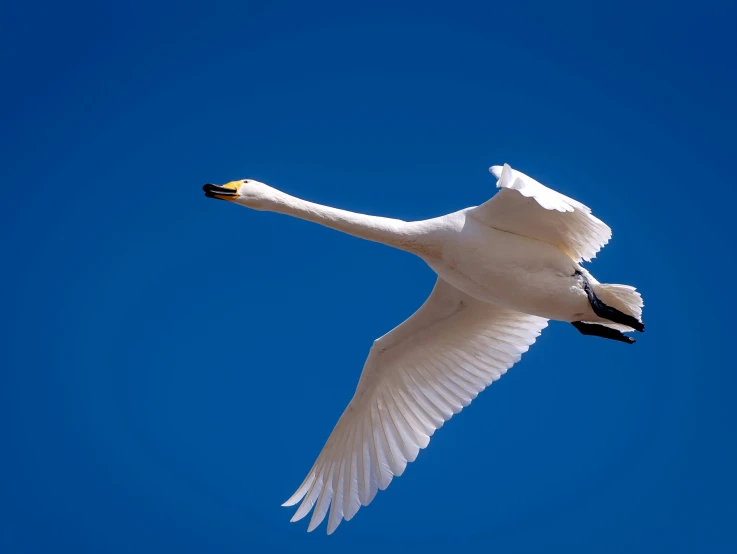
[202, 163, 644, 534]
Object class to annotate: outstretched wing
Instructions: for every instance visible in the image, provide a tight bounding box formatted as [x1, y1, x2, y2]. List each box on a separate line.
[469, 164, 611, 262]
[283, 278, 548, 534]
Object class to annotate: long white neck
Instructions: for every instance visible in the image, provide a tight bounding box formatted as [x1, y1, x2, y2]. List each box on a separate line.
[243, 187, 428, 254]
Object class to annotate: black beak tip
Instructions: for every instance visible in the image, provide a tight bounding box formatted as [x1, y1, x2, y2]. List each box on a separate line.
[203, 183, 237, 199]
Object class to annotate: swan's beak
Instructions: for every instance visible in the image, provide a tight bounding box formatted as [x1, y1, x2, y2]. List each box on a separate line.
[203, 181, 240, 201]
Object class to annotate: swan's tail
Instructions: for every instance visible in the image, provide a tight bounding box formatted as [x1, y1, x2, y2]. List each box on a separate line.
[590, 283, 644, 332]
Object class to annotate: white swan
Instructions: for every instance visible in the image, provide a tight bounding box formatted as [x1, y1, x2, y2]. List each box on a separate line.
[203, 163, 644, 534]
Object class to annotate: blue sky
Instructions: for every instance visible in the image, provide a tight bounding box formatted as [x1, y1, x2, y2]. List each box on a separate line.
[2, 1, 736, 552]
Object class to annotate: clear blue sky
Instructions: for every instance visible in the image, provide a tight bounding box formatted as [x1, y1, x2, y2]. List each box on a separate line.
[2, 1, 736, 552]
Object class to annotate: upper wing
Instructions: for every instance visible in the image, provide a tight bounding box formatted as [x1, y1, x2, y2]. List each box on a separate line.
[282, 278, 548, 534]
[468, 163, 612, 262]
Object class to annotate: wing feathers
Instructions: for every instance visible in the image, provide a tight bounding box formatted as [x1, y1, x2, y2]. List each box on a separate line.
[470, 163, 612, 263]
[284, 278, 548, 533]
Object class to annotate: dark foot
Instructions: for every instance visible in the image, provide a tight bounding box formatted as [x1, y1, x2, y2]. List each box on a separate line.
[575, 272, 645, 332]
[572, 321, 635, 344]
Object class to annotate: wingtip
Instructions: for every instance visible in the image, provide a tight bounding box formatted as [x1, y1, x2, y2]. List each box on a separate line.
[492, 163, 518, 190]
[306, 520, 320, 533]
[282, 493, 303, 507]
[281, 476, 313, 507]
[489, 165, 503, 178]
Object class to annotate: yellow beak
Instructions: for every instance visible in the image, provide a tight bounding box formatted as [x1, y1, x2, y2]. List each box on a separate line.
[203, 181, 240, 201]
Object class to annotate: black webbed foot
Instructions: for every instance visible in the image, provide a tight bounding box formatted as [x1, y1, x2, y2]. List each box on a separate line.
[575, 271, 645, 332]
[572, 321, 635, 344]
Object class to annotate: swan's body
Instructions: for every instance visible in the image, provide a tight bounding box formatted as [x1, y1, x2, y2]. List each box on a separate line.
[422, 213, 593, 321]
[203, 163, 644, 534]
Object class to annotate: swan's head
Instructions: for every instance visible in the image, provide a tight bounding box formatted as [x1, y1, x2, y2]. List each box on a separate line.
[202, 179, 278, 209]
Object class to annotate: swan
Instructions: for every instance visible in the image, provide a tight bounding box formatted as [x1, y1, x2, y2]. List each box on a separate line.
[202, 163, 644, 534]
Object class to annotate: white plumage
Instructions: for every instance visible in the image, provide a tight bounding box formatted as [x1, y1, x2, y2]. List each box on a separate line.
[477, 164, 612, 263]
[202, 163, 644, 533]
[282, 280, 548, 533]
